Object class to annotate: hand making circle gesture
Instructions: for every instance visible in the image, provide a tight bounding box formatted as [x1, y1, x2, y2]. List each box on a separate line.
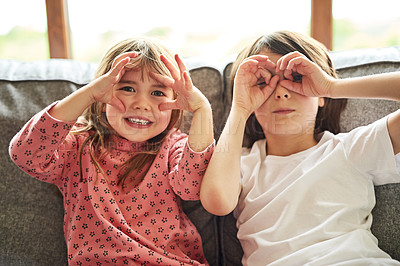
[233, 55, 279, 117]
[277, 51, 335, 98]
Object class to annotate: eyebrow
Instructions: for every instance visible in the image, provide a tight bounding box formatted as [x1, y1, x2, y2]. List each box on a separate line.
[120, 80, 168, 89]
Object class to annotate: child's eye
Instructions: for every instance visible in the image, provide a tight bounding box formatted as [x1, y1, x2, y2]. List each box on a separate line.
[292, 72, 303, 83]
[151, 90, 166, 97]
[257, 78, 266, 89]
[120, 86, 135, 92]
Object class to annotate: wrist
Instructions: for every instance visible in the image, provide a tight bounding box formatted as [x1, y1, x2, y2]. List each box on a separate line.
[230, 105, 252, 121]
[191, 96, 212, 115]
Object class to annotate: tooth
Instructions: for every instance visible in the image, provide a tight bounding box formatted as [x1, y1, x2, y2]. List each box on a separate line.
[127, 118, 150, 125]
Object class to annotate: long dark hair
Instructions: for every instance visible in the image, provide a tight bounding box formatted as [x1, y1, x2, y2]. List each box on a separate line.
[229, 31, 347, 147]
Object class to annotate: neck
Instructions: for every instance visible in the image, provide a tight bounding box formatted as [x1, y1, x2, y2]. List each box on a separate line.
[265, 132, 318, 157]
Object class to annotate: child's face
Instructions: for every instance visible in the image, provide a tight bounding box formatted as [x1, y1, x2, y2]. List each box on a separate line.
[254, 51, 324, 136]
[106, 68, 174, 142]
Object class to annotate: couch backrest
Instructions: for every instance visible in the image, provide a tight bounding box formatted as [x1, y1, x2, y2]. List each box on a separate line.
[0, 59, 96, 265]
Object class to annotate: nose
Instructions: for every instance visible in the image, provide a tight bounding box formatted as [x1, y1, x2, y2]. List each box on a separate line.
[274, 83, 291, 100]
[132, 94, 150, 111]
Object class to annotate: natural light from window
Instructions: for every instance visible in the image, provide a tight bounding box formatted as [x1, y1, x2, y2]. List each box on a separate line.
[0, 0, 399, 62]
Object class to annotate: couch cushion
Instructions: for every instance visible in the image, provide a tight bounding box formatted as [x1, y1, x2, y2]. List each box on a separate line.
[0, 59, 222, 265]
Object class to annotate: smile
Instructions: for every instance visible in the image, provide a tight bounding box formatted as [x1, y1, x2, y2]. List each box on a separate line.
[125, 117, 152, 125]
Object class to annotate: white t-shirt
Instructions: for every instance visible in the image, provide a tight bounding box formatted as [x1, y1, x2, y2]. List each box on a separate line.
[235, 117, 400, 266]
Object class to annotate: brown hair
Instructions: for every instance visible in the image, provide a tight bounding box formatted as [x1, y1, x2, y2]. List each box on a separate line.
[229, 31, 347, 147]
[73, 37, 182, 187]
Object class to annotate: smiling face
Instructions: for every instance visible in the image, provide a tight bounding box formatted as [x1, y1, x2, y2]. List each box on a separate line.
[254, 50, 325, 136]
[105, 68, 174, 142]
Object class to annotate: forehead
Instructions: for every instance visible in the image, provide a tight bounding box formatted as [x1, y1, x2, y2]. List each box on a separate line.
[121, 68, 162, 85]
[258, 50, 282, 64]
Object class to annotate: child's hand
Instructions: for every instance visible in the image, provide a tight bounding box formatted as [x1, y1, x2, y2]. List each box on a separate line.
[87, 52, 139, 113]
[233, 55, 279, 117]
[276, 51, 335, 97]
[152, 54, 210, 113]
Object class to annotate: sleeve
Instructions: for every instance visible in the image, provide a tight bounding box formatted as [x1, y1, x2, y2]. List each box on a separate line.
[166, 131, 215, 201]
[341, 116, 400, 185]
[9, 103, 78, 187]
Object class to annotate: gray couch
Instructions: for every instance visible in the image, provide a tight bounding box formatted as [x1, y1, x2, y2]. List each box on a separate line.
[1, 46, 400, 265]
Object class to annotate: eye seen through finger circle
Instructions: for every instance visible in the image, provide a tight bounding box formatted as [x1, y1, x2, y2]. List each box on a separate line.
[292, 72, 303, 83]
[257, 77, 266, 89]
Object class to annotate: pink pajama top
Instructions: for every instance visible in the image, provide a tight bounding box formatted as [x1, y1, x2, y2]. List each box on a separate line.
[9, 104, 214, 265]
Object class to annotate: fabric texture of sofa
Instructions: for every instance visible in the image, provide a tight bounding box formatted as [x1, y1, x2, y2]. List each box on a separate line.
[1, 46, 400, 265]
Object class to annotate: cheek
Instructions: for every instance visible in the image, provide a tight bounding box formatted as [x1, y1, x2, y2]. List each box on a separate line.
[105, 105, 120, 127]
[159, 110, 172, 127]
[306, 98, 321, 114]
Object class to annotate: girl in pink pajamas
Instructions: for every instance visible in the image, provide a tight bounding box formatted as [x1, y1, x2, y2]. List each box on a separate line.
[9, 37, 214, 265]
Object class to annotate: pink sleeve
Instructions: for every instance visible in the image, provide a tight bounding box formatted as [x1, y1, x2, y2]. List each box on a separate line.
[167, 132, 215, 201]
[9, 104, 77, 188]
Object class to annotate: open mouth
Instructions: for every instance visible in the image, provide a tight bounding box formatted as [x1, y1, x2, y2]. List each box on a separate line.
[125, 117, 152, 126]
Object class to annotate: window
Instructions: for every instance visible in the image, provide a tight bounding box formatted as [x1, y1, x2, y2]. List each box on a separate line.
[1, 0, 399, 61]
[332, 0, 400, 50]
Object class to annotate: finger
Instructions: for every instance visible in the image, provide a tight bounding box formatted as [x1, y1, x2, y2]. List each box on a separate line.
[276, 51, 303, 71]
[109, 97, 126, 113]
[283, 69, 293, 81]
[285, 56, 309, 73]
[150, 72, 175, 88]
[160, 54, 180, 80]
[159, 100, 178, 111]
[112, 51, 139, 68]
[247, 54, 269, 62]
[257, 58, 276, 72]
[262, 74, 279, 98]
[256, 68, 272, 84]
[108, 57, 130, 78]
[239, 59, 259, 74]
[269, 74, 280, 89]
[280, 79, 302, 94]
[182, 71, 193, 88]
[175, 54, 188, 73]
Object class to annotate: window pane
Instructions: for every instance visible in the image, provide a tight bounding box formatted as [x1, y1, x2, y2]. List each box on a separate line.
[333, 0, 400, 50]
[67, 0, 311, 62]
[0, 1, 48, 61]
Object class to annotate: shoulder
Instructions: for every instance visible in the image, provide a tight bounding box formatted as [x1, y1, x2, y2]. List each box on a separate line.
[241, 139, 266, 169]
[241, 139, 266, 158]
[333, 116, 389, 145]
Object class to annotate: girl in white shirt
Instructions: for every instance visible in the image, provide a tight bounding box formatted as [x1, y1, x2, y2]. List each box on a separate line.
[201, 31, 400, 265]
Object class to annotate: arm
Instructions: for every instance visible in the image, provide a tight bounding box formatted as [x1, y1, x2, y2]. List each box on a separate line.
[167, 132, 214, 201]
[278, 51, 400, 154]
[201, 55, 279, 216]
[48, 52, 138, 121]
[200, 108, 247, 215]
[9, 106, 76, 186]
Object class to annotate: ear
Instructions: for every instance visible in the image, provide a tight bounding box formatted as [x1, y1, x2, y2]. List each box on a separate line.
[318, 97, 325, 107]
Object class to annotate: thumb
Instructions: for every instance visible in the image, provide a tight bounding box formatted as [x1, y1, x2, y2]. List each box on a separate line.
[109, 97, 126, 113]
[262, 75, 279, 98]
